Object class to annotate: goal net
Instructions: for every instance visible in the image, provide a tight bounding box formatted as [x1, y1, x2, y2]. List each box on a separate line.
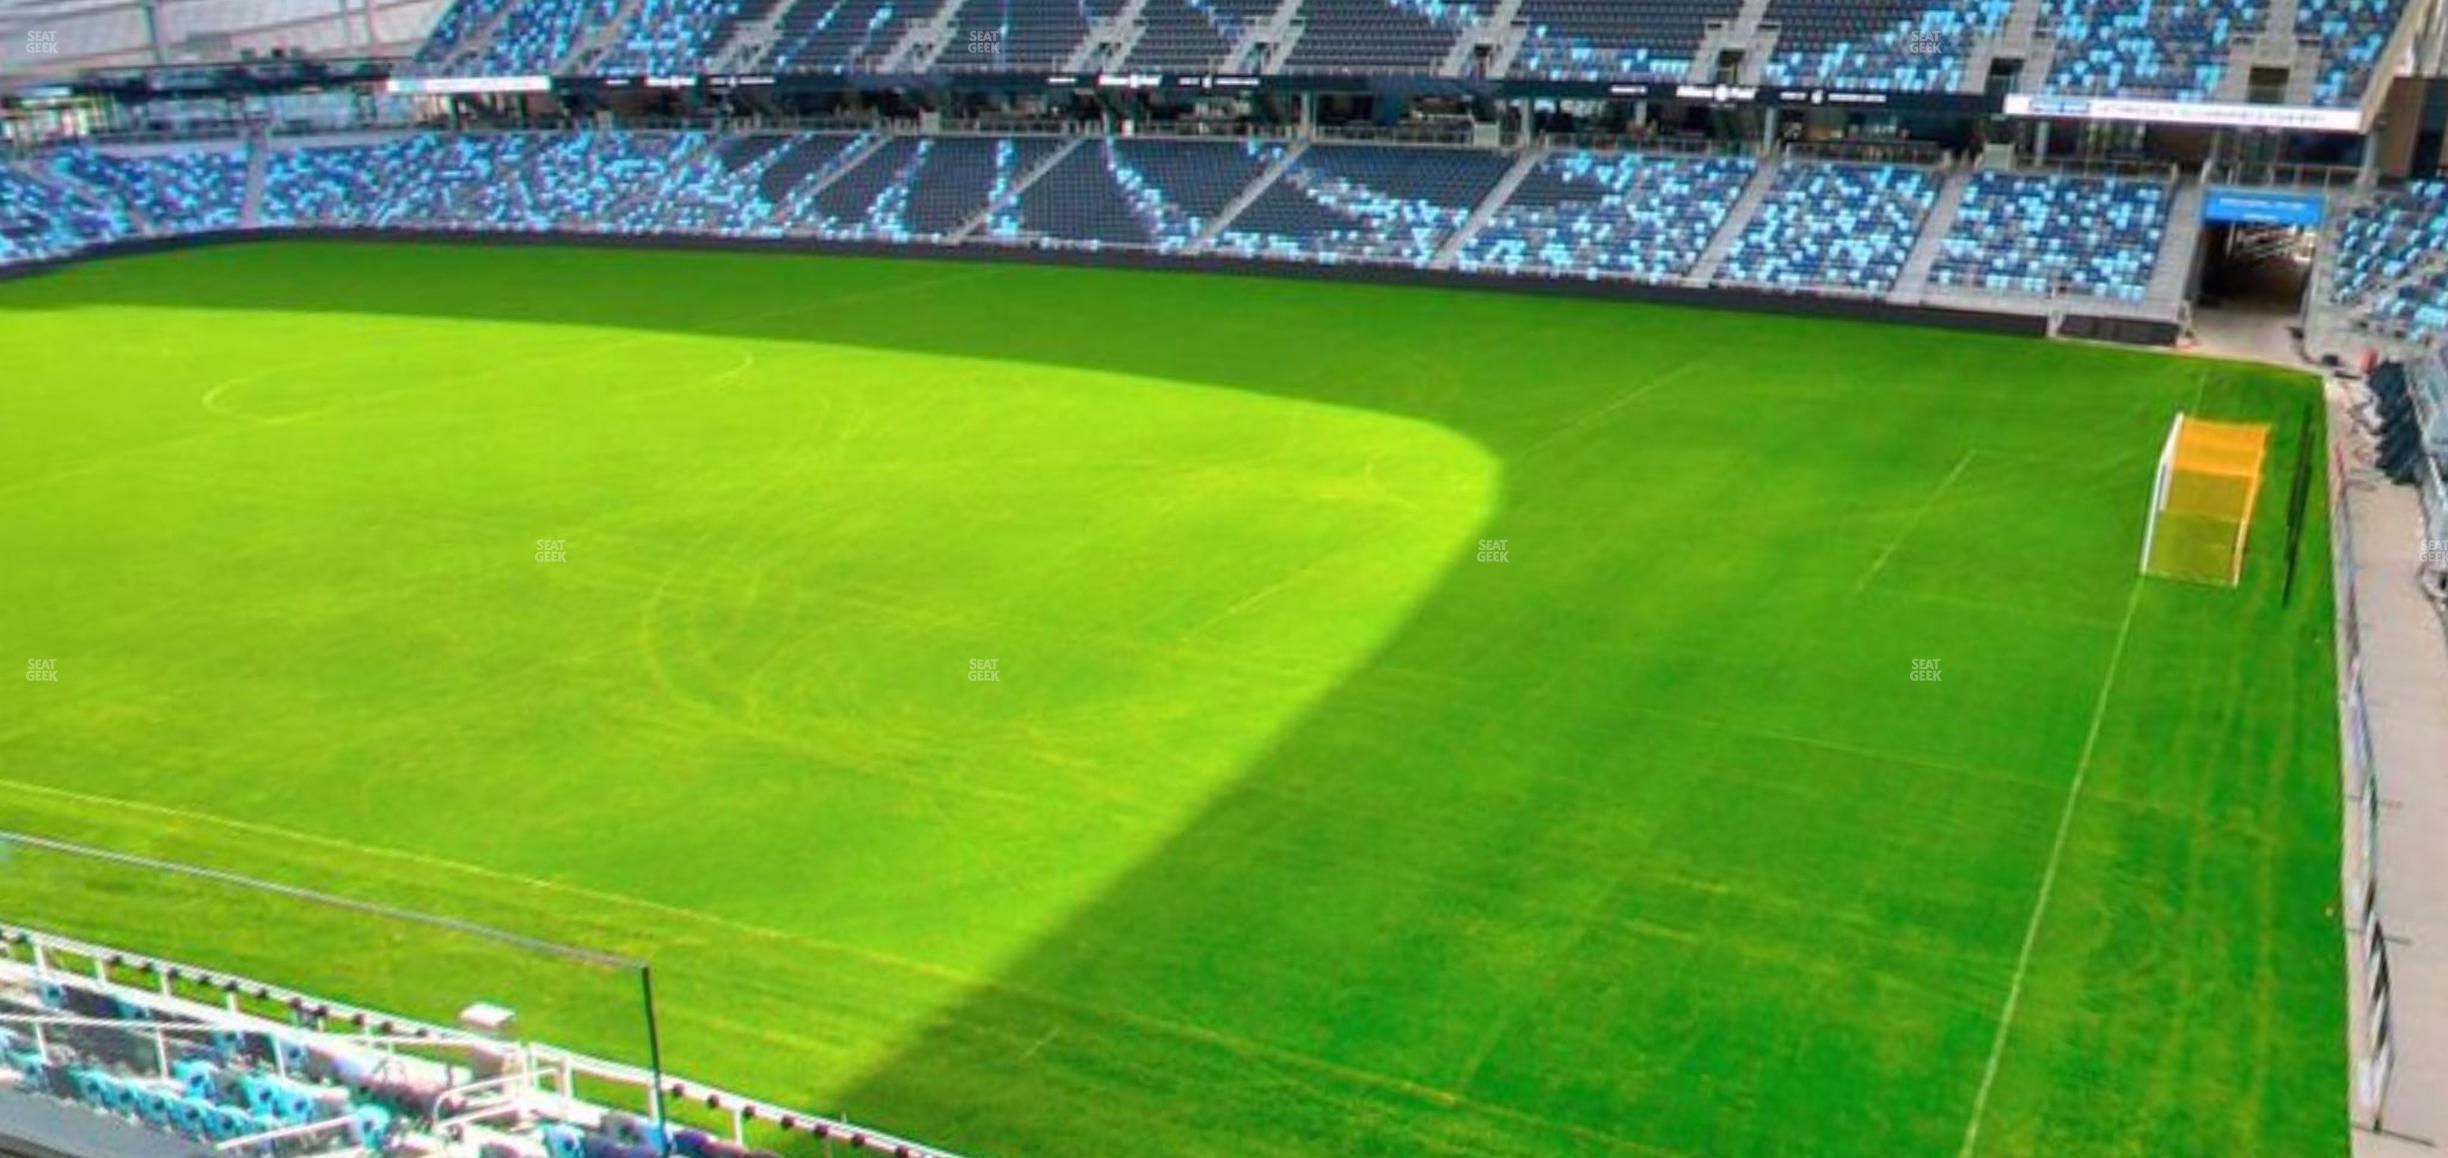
[2141, 412, 2270, 587]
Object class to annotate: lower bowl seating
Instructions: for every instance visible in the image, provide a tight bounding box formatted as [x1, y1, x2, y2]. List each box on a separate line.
[1458, 149, 1755, 281]
[1214, 144, 1514, 267]
[1716, 160, 1938, 294]
[1930, 170, 2171, 302]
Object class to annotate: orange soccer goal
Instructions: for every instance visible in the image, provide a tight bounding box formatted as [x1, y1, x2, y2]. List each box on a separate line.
[2140, 412, 2271, 587]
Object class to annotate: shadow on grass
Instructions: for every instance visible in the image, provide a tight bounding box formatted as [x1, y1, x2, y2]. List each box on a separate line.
[0, 238, 2300, 1157]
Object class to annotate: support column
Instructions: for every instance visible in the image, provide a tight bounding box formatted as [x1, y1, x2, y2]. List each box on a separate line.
[142, 0, 167, 66]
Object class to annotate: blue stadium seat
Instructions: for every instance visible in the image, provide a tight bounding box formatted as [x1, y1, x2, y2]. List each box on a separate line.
[2332, 180, 2448, 340]
[1216, 143, 1512, 266]
[2298, 0, 2408, 105]
[2331, 180, 2448, 312]
[46, 146, 248, 235]
[1760, 0, 2012, 91]
[466, 0, 627, 74]
[790, 135, 1066, 240]
[1510, 0, 1740, 81]
[941, 0, 1124, 70]
[1458, 148, 1756, 281]
[1716, 160, 1937, 293]
[1930, 170, 2170, 301]
[2041, 0, 2257, 100]
[760, 0, 922, 72]
[1282, 0, 1484, 73]
[258, 137, 444, 228]
[985, 137, 1287, 251]
[414, 0, 522, 67]
[0, 165, 137, 263]
[592, 0, 752, 73]
[1123, 0, 1282, 69]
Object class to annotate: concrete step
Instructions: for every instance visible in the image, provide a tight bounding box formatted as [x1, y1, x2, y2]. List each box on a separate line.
[601, 131, 713, 224]
[2263, 0, 2301, 48]
[2145, 176, 2206, 307]
[1439, 0, 1521, 78]
[710, 0, 799, 73]
[438, 0, 524, 71]
[1226, 0, 1305, 73]
[1194, 140, 1307, 251]
[953, 136, 1084, 241]
[1729, 0, 1772, 40]
[22, 157, 157, 234]
[1889, 167, 1970, 302]
[1432, 144, 1543, 268]
[2286, 38, 2323, 105]
[883, 0, 966, 72]
[1737, 29, 1778, 82]
[2017, 37, 2056, 91]
[774, 132, 894, 232]
[564, 0, 649, 74]
[1068, 0, 1152, 72]
[1688, 154, 1781, 285]
[240, 135, 268, 229]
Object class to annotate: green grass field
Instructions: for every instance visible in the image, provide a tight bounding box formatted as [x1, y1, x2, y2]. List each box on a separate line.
[0, 242, 2344, 1156]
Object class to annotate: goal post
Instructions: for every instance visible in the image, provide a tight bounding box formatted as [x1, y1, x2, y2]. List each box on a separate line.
[2141, 411, 2271, 587]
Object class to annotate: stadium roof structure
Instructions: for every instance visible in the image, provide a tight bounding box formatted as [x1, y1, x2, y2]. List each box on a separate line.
[0, 0, 2434, 134]
[0, 0, 441, 81]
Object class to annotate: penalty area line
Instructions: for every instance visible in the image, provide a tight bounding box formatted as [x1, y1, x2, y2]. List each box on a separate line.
[1854, 449, 1976, 594]
[1957, 577, 2145, 1157]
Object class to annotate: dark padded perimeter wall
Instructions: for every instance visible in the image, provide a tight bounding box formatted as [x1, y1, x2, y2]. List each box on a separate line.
[2, 228, 2066, 342]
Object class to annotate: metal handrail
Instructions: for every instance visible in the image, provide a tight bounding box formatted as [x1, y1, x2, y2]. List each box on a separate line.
[0, 922, 971, 1158]
[1314, 121, 1476, 146]
[1538, 132, 1746, 157]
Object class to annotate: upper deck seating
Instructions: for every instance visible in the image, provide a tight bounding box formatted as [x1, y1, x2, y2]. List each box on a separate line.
[761, 0, 928, 71]
[2040, 0, 2261, 100]
[1509, 0, 1740, 81]
[1280, 0, 1483, 73]
[2297, 0, 2408, 105]
[591, 0, 750, 73]
[1759, 0, 2011, 91]
[1122, 0, 1282, 69]
[941, 0, 1123, 70]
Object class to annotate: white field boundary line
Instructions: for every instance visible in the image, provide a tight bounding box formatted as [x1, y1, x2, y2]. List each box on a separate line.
[1523, 360, 1705, 453]
[1958, 576, 2146, 1157]
[0, 775, 1682, 1154]
[1855, 449, 1977, 594]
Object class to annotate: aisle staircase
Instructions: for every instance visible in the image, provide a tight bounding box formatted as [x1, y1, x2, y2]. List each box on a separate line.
[1194, 140, 1308, 249]
[1432, 145, 1543, 268]
[1688, 155, 1782, 284]
[952, 137, 1085, 241]
[1889, 168, 1971, 302]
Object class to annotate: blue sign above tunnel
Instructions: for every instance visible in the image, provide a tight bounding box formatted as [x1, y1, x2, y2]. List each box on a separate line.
[2203, 188, 2328, 227]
